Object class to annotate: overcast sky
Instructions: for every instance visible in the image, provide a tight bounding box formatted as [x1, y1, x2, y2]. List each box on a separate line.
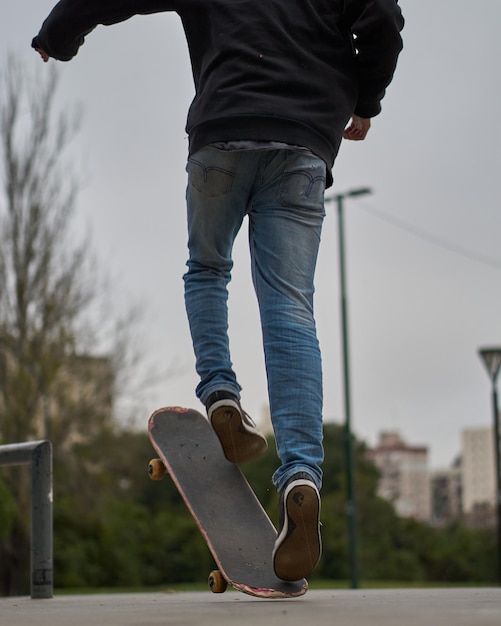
[2, 1, 501, 469]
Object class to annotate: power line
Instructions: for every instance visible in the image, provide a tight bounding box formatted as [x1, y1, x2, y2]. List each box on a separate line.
[358, 202, 501, 271]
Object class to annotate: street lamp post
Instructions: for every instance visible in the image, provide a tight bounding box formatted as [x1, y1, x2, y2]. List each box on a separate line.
[478, 346, 501, 583]
[326, 187, 372, 589]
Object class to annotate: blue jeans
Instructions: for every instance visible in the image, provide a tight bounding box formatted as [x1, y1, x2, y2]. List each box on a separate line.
[183, 145, 325, 491]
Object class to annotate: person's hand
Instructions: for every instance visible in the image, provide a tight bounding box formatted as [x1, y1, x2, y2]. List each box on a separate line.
[34, 47, 50, 63]
[343, 115, 371, 141]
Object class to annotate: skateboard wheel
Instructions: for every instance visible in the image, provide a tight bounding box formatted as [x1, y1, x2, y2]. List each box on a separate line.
[148, 458, 166, 480]
[208, 570, 227, 593]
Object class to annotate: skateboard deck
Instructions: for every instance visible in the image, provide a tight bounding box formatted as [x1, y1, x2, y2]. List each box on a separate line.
[148, 406, 307, 598]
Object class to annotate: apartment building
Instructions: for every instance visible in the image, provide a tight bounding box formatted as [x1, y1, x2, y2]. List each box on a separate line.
[430, 458, 462, 526]
[367, 431, 431, 521]
[461, 426, 496, 528]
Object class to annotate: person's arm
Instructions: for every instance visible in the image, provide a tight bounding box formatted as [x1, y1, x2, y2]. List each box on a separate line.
[32, 0, 175, 61]
[344, 0, 404, 119]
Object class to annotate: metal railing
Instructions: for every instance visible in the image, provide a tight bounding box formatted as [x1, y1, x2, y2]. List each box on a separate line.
[0, 440, 53, 599]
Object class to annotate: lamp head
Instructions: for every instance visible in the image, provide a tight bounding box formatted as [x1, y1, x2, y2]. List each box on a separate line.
[479, 347, 501, 383]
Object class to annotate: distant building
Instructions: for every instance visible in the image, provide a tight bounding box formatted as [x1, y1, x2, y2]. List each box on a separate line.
[430, 457, 462, 526]
[461, 426, 496, 528]
[367, 431, 431, 521]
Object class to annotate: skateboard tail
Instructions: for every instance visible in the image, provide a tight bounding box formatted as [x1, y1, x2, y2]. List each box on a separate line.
[234, 580, 308, 599]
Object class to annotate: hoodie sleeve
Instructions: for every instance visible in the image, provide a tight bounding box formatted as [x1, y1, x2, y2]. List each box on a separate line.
[344, 0, 404, 118]
[32, 0, 176, 61]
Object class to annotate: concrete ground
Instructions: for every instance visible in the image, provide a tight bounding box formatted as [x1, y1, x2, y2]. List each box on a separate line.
[1, 588, 500, 626]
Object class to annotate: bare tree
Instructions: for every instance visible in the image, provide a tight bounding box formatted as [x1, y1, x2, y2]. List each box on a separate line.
[0, 55, 95, 439]
[0, 54, 114, 594]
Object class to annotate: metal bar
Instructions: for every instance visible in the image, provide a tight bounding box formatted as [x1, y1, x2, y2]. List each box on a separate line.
[0, 441, 53, 599]
[0, 441, 44, 466]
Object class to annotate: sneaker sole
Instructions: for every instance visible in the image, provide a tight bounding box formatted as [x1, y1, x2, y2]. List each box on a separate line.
[210, 401, 267, 464]
[273, 480, 321, 581]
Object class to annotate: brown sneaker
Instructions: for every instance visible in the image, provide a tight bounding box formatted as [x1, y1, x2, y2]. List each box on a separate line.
[206, 391, 268, 464]
[273, 472, 321, 581]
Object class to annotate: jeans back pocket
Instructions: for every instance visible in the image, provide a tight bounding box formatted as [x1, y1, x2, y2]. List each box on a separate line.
[187, 147, 239, 197]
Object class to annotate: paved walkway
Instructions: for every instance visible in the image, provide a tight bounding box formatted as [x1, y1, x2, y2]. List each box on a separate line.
[2, 588, 501, 626]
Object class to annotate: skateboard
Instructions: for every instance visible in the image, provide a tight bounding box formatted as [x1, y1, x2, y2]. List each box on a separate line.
[148, 406, 307, 599]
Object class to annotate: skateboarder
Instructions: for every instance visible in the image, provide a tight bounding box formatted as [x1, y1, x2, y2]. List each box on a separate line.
[33, 0, 404, 582]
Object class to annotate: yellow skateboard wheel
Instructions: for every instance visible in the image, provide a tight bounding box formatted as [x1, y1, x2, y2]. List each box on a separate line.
[148, 458, 166, 480]
[208, 570, 227, 593]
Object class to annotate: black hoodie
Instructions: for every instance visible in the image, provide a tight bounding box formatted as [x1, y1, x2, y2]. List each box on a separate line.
[32, 0, 404, 186]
